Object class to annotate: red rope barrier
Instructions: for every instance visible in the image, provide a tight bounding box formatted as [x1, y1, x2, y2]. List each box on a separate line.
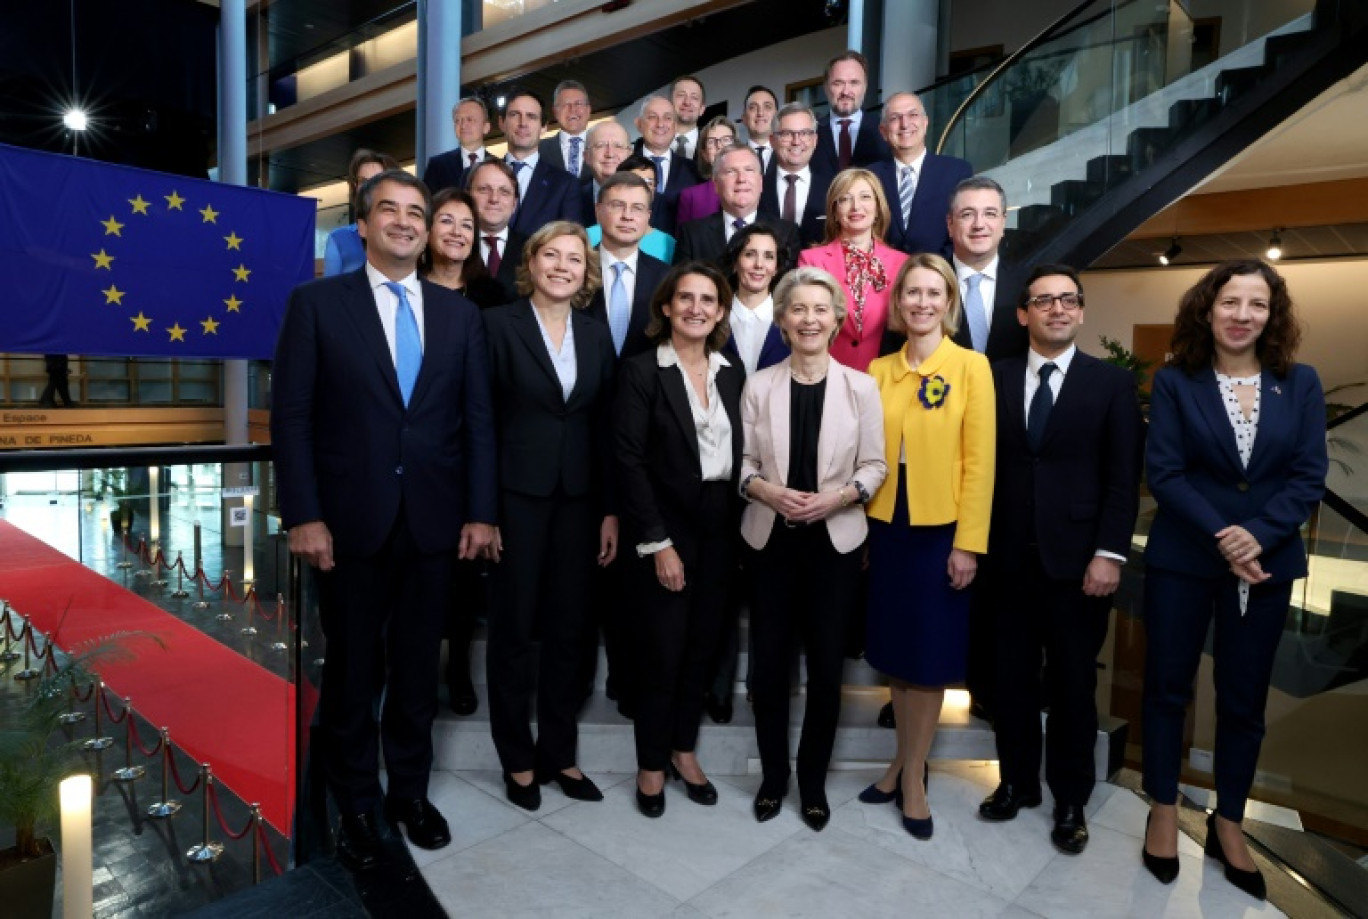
[206, 784, 256, 840]
[24, 626, 41, 655]
[5, 614, 22, 641]
[128, 717, 163, 758]
[99, 686, 129, 724]
[73, 681, 96, 703]
[256, 821, 284, 876]
[167, 750, 202, 795]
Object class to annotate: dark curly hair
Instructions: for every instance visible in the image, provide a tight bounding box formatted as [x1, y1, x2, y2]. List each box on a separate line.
[721, 223, 794, 294]
[645, 262, 733, 352]
[1168, 259, 1301, 377]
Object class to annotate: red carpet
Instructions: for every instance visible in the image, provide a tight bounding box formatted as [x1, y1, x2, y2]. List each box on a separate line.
[0, 519, 294, 832]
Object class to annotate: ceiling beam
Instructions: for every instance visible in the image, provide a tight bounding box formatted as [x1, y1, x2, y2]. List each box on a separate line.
[1131, 177, 1368, 239]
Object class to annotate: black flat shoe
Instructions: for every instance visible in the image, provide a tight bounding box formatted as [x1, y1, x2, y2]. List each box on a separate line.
[668, 761, 718, 805]
[753, 791, 784, 823]
[877, 701, 895, 728]
[858, 770, 900, 805]
[383, 797, 452, 850]
[902, 812, 934, 840]
[801, 799, 830, 832]
[502, 772, 541, 811]
[1142, 814, 1180, 885]
[1205, 813, 1266, 900]
[335, 812, 383, 871]
[979, 783, 1043, 821]
[704, 693, 733, 724]
[1051, 804, 1089, 854]
[537, 768, 604, 802]
[636, 786, 665, 818]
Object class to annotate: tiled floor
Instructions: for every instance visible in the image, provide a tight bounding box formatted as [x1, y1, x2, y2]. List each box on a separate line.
[405, 763, 1286, 918]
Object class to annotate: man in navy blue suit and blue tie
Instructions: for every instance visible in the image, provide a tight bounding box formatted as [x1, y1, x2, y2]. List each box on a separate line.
[503, 88, 581, 237]
[271, 170, 497, 871]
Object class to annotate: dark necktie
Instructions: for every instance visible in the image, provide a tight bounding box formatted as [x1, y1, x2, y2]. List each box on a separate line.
[674, 134, 689, 158]
[467, 151, 478, 168]
[484, 236, 501, 277]
[754, 145, 768, 171]
[782, 174, 798, 224]
[1027, 362, 1057, 451]
[649, 155, 666, 194]
[837, 118, 853, 169]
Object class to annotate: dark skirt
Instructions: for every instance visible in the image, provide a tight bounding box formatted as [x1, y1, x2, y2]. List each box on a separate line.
[865, 467, 970, 686]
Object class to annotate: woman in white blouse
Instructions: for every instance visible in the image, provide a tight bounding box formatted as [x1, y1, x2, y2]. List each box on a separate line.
[482, 221, 618, 811]
[615, 261, 746, 818]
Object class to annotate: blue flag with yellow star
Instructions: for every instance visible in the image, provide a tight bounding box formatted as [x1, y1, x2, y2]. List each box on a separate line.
[0, 142, 315, 359]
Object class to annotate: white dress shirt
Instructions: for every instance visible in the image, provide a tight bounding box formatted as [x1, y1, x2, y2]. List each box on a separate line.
[506, 149, 540, 201]
[729, 295, 774, 378]
[365, 263, 425, 362]
[774, 166, 812, 223]
[461, 145, 487, 169]
[599, 247, 640, 328]
[479, 226, 510, 268]
[531, 306, 578, 402]
[954, 254, 1000, 335]
[722, 209, 760, 243]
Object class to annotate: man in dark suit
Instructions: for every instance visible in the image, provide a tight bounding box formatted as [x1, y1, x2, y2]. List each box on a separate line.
[575, 120, 634, 225]
[949, 176, 1029, 361]
[869, 92, 973, 258]
[743, 85, 779, 174]
[270, 170, 497, 870]
[589, 173, 669, 360]
[634, 94, 701, 235]
[421, 96, 491, 194]
[675, 144, 800, 266]
[978, 264, 1143, 855]
[538, 80, 592, 180]
[502, 88, 581, 237]
[469, 159, 527, 303]
[812, 51, 890, 173]
[758, 103, 832, 247]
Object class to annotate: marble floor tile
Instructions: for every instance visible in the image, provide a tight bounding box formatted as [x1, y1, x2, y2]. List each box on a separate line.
[398, 770, 531, 868]
[1012, 822, 1287, 918]
[419, 821, 680, 919]
[452, 770, 585, 818]
[1090, 788, 1204, 858]
[685, 825, 1011, 918]
[714, 766, 887, 811]
[541, 772, 803, 902]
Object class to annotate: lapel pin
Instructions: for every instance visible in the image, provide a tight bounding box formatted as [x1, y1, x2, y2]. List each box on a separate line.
[1271, 385, 1282, 396]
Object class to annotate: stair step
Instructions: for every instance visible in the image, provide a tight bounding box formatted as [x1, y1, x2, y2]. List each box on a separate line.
[1016, 203, 1065, 233]
[1050, 179, 1105, 216]
[1216, 66, 1267, 106]
[1084, 154, 1133, 187]
[1263, 30, 1317, 68]
[1125, 127, 1172, 171]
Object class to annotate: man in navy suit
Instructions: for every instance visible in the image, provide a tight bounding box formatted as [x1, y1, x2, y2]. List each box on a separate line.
[469, 159, 527, 303]
[538, 80, 593, 180]
[869, 92, 973, 257]
[675, 144, 800, 267]
[758, 103, 832, 247]
[271, 170, 497, 870]
[634, 94, 701, 234]
[812, 51, 890, 173]
[421, 96, 491, 195]
[949, 176, 1029, 362]
[588, 173, 669, 360]
[503, 88, 581, 237]
[977, 264, 1143, 856]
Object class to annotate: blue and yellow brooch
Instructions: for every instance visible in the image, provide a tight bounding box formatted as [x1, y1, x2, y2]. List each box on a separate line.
[918, 374, 951, 409]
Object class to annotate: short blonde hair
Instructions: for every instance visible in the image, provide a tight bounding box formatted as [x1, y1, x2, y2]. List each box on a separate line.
[887, 253, 962, 338]
[822, 168, 891, 244]
[514, 221, 601, 311]
[772, 266, 847, 346]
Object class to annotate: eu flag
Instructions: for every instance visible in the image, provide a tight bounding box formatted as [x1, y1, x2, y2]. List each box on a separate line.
[0, 142, 315, 359]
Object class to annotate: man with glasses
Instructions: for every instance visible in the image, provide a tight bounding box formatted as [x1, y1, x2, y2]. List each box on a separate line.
[539, 80, 594, 180]
[467, 159, 525, 301]
[870, 92, 972, 258]
[633, 94, 701, 234]
[501, 88, 581, 237]
[758, 103, 832, 246]
[576, 120, 634, 223]
[423, 96, 492, 194]
[978, 263, 1142, 856]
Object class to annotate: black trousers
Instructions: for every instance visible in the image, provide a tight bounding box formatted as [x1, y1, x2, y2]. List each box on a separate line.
[1142, 566, 1290, 822]
[316, 503, 452, 812]
[990, 552, 1111, 806]
[487, 489, 598, 774]
[445, 558, 487, 688]
[584, 555, 635, 705]
[633, 483, 735, 771]
[750, 521, 861, 799]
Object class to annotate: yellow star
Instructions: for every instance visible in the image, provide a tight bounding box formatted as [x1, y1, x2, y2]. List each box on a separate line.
[199, 204, 219, 223]
[130, 312, 152, 332]
[232, 264, 251, 282]
[102, 285, 125, 305]
[200, 316, 220, 335]
[224, 231, 243, 250]
[223, 294, 243, 312]
[91, 249, 115, 270]
[101, 215, 125, 236]
[164, 190, 186, 210]
[167, 322, 187, 342]
[129, 195, 150, 215]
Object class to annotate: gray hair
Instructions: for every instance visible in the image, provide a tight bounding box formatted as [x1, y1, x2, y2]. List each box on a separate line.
[553, 79, 588, 104]
[638, 93, 673, 119]
[775, 102, 817, 127]
[450, 95, 489, 120]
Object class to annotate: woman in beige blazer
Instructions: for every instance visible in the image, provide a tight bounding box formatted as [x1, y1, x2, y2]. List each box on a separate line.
[738, 265, 887, 830]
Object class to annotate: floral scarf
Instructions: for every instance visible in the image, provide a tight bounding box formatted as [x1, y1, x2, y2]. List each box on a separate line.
[840, 239, 888, 337]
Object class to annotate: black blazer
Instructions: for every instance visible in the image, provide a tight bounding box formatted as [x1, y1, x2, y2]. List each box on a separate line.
[587, 250, 670, 361]
[509, 159, 582, 237]
[758, 164, 833, 247]
[614, 349, 745, 565]
[270, 270, 498, 557]
[422, 148, 477, 196]
[988, 351, 1144, 579]
[674, 214, 802, 267]
[812, 113, 891, 173]
[485, 230, 529, 304]
[631, 147, 702, 235]
[483, 299, 617, 503]
[951, 259, 1030, 362]
[537, 132, 590, 180]
[868, 154, 973, 258]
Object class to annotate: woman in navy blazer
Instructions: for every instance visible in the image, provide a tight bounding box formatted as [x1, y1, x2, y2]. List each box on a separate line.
[1140, 259, 1326, 899]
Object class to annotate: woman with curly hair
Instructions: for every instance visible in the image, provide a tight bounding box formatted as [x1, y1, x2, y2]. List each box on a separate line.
[1140, 259, 1326, 899]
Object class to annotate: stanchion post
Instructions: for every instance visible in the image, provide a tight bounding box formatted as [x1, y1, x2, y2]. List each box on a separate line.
[0, 602, 21, 662]
[171, 551, 190, 598]
[216, 571, 235, 622]
[83, 681, 114, 750]
[116, 518, 133, 569]
[147, 728, 181, 818]
[270, 593, 288, 653]
[250, 805, 262, 885]
[58, 678, 88, 725]
[240, 588, 258, 637]
[186, 765, 225, 863]
[111, 697, 146, 782]
[14, 621, 41, 681]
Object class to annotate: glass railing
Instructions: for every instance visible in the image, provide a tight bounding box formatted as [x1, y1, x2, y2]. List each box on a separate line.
[0, 445, 301, 912]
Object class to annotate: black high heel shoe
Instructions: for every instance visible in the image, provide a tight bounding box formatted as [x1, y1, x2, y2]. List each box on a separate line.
[858, 770, 901, 805]
[1205, 813, 1266, 900]
[1141, 813, 1179, 884]
[502, 772, 541, 812]
[537, 767, 603, 802]
[668, 760, 718, 805]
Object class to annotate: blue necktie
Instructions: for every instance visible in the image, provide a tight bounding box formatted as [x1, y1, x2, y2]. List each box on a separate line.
[568, 136, 582, 177]
[1027, 362, 1057, 452]
[608, 262, 630, 355]
[383, 281, 422, 406]
[649, 156, 666, 194]
[965, 272, 989, 353]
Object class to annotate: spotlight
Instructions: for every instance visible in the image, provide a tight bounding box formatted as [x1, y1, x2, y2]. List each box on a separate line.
[63, 109, 89, 132]
[1159, 238, 1182, 266]
[1266, 230, 1282, 261]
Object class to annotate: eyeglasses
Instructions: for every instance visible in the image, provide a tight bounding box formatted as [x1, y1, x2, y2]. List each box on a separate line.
[471, 184, 516, 200]
[556, 99, 590, 110]
[1025, 293, 1083, 311]
[774, 129, 817, 141]
[602, 201, 650, 216]
[702, 136, 735, 149]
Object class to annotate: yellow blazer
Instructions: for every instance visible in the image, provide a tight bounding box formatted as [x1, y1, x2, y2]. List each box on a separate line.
[866, 336, 995, 553]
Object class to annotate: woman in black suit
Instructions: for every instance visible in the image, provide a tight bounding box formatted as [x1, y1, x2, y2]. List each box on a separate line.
[616, 261, 745, 818]
[483, 221, 618, 810]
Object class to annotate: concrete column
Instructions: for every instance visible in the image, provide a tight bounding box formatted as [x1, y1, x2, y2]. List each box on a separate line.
[417, 0, 464, 177]
[882, 0, 940, 94]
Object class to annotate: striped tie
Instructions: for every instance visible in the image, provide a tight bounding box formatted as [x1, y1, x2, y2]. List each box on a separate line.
[898, 164, 916, 228]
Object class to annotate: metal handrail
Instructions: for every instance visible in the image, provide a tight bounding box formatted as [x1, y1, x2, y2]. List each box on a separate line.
[0, 444, 271, 473]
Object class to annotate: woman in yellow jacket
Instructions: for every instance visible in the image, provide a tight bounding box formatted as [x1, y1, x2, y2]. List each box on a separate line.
[858, 252, 995, 840]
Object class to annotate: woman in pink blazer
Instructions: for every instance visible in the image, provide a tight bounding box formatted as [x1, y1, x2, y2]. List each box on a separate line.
[675, 116, 736, 225]
[796, 168, 909, 371]
[738, 265, 887, 831]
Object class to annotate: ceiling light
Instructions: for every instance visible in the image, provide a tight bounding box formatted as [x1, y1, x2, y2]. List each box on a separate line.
[62, 109, 89, 131]
[1266, 230, 1282, 261]
[1159, 238, 1181, 266]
